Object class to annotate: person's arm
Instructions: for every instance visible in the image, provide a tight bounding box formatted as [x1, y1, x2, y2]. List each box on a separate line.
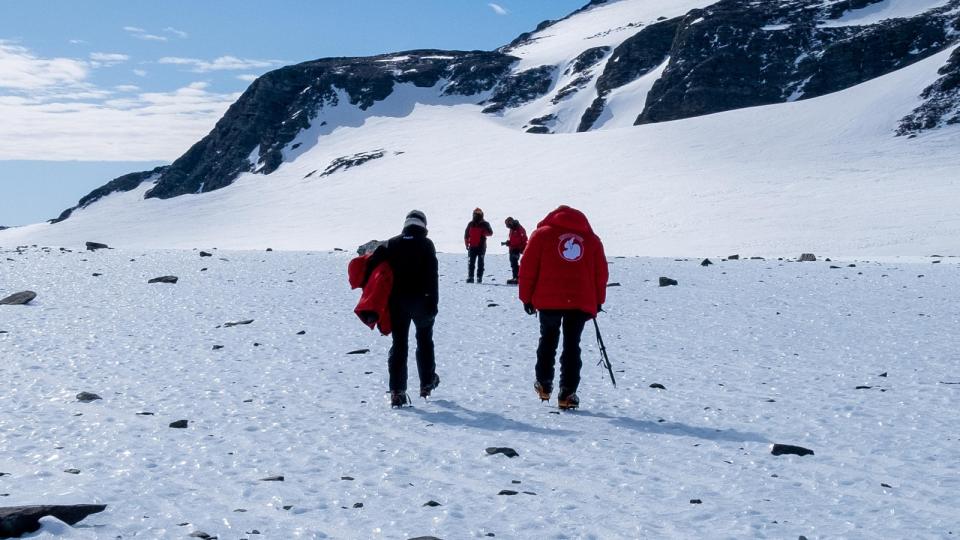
[594, 236, 609, 309]
[518, 230, 543, 307]
[483, 221, 493, 237]
[464, 224, 471, 248]
[361, 243, 388, 287]
[427, 240, 439, 314]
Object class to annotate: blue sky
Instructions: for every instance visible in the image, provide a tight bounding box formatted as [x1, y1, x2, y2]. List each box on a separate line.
[0, 0, 586, 225]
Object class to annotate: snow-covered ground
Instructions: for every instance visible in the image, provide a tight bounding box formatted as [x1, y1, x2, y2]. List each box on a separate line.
[820, 0, 952, 27]
[2, 247, 959, 538]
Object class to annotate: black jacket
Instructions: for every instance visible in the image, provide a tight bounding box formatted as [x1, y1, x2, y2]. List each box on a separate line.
[365, 225, 439, 312]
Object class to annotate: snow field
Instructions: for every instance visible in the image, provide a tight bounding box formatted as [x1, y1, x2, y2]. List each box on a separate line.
[1, 248, 959, 538]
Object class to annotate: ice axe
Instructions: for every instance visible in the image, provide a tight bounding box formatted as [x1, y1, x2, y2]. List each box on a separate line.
[593, 317, 616, 388]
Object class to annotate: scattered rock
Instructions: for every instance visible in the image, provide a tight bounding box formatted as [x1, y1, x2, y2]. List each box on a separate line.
[63, 469, 81, 475]
[75, 392, 102, 403]
[0, 291, 37, 305]
[212, 345, 224, 350]
[357, 240, 385, 256]
[485, 447, 519, 458]
[830, 265, 841, 269]
[771, 444, 814, 456]
[260, 476, 284, 482]
[189, 532, 215, 539]
[607, 282, 621, 287]
[799, 253, 817, 262]
[497, 490, 518, 496]
[881, 483, 893, 488]
[649, 383, 666, 390]
[658, 277, 678, 287]
[487, 303, 499, 307]
[408, 537, 443, 540]
[169, 420, 189, 429]
[352, 502, 363, 508]
[296, 330, 306, 335]
[727, 254, 740, 260]
[148, 276, 178, 284]
[266, 248, 273, 252]
[199, 251, 213, 257]
[347, 349, 370, 355]
[0, 505, 107, 537]
[879, 372, 888, 377]
[690, 499, 703, 504]
[91, 273, 102, 277]
[701, 258, 713, 266]
[136, 412, 154, 416]
[423, 500, 442, 507]
[341, 476, 354, 481]
[85, 242, 109, 251]
[223, 319, 254, 327]
[855, 385, 872, 390]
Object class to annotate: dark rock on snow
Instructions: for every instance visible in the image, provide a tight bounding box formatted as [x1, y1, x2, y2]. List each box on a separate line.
[147, 276, 178, 284]
[199, 251, 213, 257]
[649, 383, 666, 390]
[357, 240, 385, 256]
[771, 443, 815, 457]
[423, 500, 442, 507]
[498, 490, 519, 496]
[85, 242, 109, 251]
[75, 392, 102, 403]
[659, 277, 678, 287]
[320, 150, 386, 177]
[260, 476, 284, 482]
[0, 291, 36, 305]
[0, 505, 107, 537]
[701, 258, 713, 266]
[347, 349, 371, 355]
[169, 420, 189, 429]
[485, 447, 519, 458]
[223, 319, 254, 327]
[799, 253, 817, 262]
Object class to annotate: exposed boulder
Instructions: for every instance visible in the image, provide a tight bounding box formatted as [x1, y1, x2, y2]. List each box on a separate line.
[659, 277, 678, 287]
[357, 240, 385, 256]
[147, 276, 178, 284]
[0, 291, 36, 305]
[0, 505, 106, 537]
[799, 253, 817, 262]
[85, 242, 109, 251]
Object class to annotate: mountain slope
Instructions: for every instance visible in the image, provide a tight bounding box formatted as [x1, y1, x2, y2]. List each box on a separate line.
[1, 0, 959, 256]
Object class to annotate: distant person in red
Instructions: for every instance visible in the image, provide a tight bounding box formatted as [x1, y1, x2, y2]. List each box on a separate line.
[464, 208, 493, 283]
[518, 205, 608, 410]
[501, 217, 528, 285]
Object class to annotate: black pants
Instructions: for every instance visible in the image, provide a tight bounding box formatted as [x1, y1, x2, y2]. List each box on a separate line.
[388, 298, 436, 392]
[509, 250, 522, 279]
[468, 247, 486, 281]
[536, 310, 589, 393]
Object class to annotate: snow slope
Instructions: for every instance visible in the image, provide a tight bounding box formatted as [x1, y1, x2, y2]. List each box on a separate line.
[3, 45, 958, 258]
[1, 247, 958, 538]
[821, 0, 953, 27]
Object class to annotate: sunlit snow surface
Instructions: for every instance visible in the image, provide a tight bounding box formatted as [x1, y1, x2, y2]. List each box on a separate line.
[820, 0, 952, 27]
[2, 248, 959, 538]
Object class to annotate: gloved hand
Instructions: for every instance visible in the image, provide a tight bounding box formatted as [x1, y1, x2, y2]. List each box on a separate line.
[524, 303, 537, 316]
[501, 241, 509, 246]
[597, 304, 604, 313]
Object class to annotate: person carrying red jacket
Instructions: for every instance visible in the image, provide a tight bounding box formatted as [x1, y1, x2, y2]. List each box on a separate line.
[518, 205, 608, 410]
[464, 207, 493, 283]
[501, 216, 528, 285]
[362, 210, 440, 408]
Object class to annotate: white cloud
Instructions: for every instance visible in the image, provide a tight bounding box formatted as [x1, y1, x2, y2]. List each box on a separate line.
[89, 52, 130, 67]
[488, 3, 509, 15]
[236, 74, 259, 82]
[115, 84, 140, 92]
[0, 82, 241, 160]
[0, 41, 89, 91]
[123, 26, 168, 42]
[164, 27, 189, 39]
[69, 39, 87, 45]
[159, 55, 278, 72]
[133, 69, 148, 77]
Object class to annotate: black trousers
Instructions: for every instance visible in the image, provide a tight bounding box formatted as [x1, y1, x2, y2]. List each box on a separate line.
[468, 247, 486, 280]
[536, 310, 589, 393]
[509, 250, 522, 279]
[388, 298, 436, 392]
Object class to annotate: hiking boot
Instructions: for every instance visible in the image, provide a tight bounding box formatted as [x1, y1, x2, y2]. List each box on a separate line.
[506, 278, 518, 285]
[420, 373, 440, 398]
[558, 388, 579, 410]
[466, 277, 475, 283]
[477, 276, 483, 284]
[534, 381, 552, 402]
[390, 391, 410, 408]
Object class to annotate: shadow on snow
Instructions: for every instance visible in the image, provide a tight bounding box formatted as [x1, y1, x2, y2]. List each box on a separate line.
[410, 399, 578, 436]
[574, 410, 770, 443]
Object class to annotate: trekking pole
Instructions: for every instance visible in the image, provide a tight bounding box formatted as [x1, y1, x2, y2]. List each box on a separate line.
[593, 318, 617, 388]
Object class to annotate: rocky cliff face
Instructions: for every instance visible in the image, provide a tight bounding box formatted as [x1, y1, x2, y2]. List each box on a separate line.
[899, 46, 960, 135]
[54, 0, 960, 220]
[632, 0, 960, 125]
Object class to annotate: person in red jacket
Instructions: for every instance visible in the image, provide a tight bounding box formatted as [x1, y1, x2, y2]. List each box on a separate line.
[518, 205, 608, 410]
[501, 217, 527, 285]
[464, 208, 493, 283]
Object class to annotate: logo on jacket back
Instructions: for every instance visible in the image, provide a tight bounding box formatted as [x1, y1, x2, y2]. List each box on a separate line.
[558, 234, 584, 262]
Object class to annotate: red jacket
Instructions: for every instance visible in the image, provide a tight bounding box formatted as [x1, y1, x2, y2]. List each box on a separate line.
[507, 224, 528, 252]
[348, 254, 394, 335]
[465, 220, 493, 248]
[518, 206, 608, 317]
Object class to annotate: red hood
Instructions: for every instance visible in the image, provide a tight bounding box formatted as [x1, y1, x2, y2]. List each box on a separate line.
[538, 205, 594, 234]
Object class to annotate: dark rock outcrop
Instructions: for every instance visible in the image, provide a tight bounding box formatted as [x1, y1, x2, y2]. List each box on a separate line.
[0, 505, 106, 538]
[636, 1, 960, 125]
[320, 150, 386, 177]
[485, 447, 519, 458]
[771, 443, 815, 456]
[51, 167, 166, 223]
[0, 291, 36, 305]
[75, 392, 102, 403]
[482, 65, 556, 114]
[899, 46, 960, 135]
[147, 276, 178, 284]
[659, 277, 678, 287]
[85, 242, 109, 251]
